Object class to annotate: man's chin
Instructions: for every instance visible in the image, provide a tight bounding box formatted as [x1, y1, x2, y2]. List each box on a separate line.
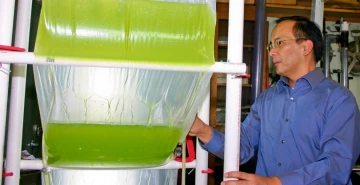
[275, 69, 283, 76]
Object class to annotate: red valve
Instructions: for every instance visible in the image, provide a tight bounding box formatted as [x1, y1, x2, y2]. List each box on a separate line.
[242, 73, 251, 78]
[238, 73, 251, 78]
[2, 171, 13, 177]
[175, 136, 195, 163]
[201, 168, 214, 174]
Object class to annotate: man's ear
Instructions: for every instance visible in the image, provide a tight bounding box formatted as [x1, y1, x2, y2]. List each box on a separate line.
[302, 40, 313, 56]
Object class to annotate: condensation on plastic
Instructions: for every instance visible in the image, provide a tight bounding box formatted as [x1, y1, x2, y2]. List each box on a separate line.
[34, 67, 211, 141]
[33, 0, 215, 184]
[42, 169, 178, 185]
[34, 0, 216, 68]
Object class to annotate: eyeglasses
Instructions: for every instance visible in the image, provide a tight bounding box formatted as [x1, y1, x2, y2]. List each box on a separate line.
[267, 38, 308, 52]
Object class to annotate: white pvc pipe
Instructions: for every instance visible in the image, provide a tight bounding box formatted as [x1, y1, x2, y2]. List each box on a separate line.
[20, 159, 197, 171]
[0, 52, 247, 75]
[20, 160, 45, 171]
[0, 0, 16, 184]
[311, 0, 324, 31]
[4, 0, 32, 185]
[223, 0, 244, 181]
[340, 21, 349, 88]
[195, 87, 210, 185]
[311, 0, 323, 72]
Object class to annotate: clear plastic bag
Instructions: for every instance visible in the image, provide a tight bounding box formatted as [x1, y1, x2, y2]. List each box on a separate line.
[34, 0, 216, 69]
[34, 67, 211, 168]
[34, 0, 215, 172]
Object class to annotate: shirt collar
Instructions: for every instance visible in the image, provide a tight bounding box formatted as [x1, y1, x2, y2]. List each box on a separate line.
[276, 68, 325, 92]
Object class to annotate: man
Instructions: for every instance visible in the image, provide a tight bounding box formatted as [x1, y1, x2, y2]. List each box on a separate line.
[189, 16, 360, 185]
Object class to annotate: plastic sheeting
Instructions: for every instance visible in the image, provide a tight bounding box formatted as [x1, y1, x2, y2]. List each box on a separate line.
[33, 0, 215, 184]
[34, 67, 211, 168]
[42, 169, 178, 185]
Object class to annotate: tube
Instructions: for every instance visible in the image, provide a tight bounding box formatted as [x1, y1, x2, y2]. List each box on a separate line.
[340, 21, 349, 88]
[251, 0, 266, 104]
[4, 1, 33, 185]
[19, 159, 197, 171]
[323, 34, 337, 78]
[0, 52, 247, 74]
[224, 0, 244, 181]
[196, 88, 210, 185]
[311, 0, 324, 31]
[0, 0, 16, 184]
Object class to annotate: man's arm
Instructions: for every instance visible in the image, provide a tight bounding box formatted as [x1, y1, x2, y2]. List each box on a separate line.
[188, 116, 213, 144]
[189, 95, 263, 163]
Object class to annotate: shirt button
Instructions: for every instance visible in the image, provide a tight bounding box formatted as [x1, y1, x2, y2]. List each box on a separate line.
[281, 140, 285, 144]
[285, 118, 289, 122]
[290, 97, 294, 100]
[278, 163, 281, 167]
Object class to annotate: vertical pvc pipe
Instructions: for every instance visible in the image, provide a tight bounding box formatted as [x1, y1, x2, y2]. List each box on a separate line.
[251, 0, 266, 104]
[224, 0, 243, 181]
[323, 35, 331, 78]
[311, 0, 324, 31]
[0, 0, 16, 184]
[4, 1, 32, 185]
[340, 21, 349, 88]
[196, 88, 210, 185]
[323, 35, 337, 78]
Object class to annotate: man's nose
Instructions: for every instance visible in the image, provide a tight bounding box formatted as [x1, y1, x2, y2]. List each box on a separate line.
[269, 48, 277, 57]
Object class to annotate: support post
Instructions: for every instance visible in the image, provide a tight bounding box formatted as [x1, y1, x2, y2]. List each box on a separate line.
[0, 0, 16, 184]
[311, 0, 324, 31]
[224, 0, 244, 181]
[195, 88, 210, 185]
[4, 0, 33, 185]
[340, 21, 349, 88]
[251, 0, 266, 104]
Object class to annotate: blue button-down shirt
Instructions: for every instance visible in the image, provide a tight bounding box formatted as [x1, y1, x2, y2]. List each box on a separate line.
[203, 68, 360, 185]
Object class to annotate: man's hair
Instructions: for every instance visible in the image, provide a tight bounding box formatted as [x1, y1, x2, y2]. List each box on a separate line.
[276, 16, 323, 63]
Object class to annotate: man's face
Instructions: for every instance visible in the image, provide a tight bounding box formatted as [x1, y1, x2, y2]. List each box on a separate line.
[269, 21, 304, 78]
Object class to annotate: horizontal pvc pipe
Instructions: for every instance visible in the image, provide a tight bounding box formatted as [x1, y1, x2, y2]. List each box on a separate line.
[353, 165, 360, 171]
[20, 160, 197, 171]
[0, 52, 247, 74]
[20, 160, 44, 171]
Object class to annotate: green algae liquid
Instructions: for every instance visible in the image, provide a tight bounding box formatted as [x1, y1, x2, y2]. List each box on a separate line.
[44, 123, 183, 167]
[34, 0, 215, 66]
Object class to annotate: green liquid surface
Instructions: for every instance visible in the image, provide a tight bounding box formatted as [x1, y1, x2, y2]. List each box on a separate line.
[35, 0, 215, 66]
[45, 123, 183, 167]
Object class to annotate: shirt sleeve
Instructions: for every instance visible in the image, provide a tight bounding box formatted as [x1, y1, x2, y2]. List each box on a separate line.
[201, 128, 225, 159]
[278, 94, 360, 185]
[200, 93, 263, 164]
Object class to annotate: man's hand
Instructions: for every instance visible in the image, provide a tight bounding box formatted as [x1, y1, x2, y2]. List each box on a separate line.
[221, 171, 282, 185]
[188, 116, 213, 144]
